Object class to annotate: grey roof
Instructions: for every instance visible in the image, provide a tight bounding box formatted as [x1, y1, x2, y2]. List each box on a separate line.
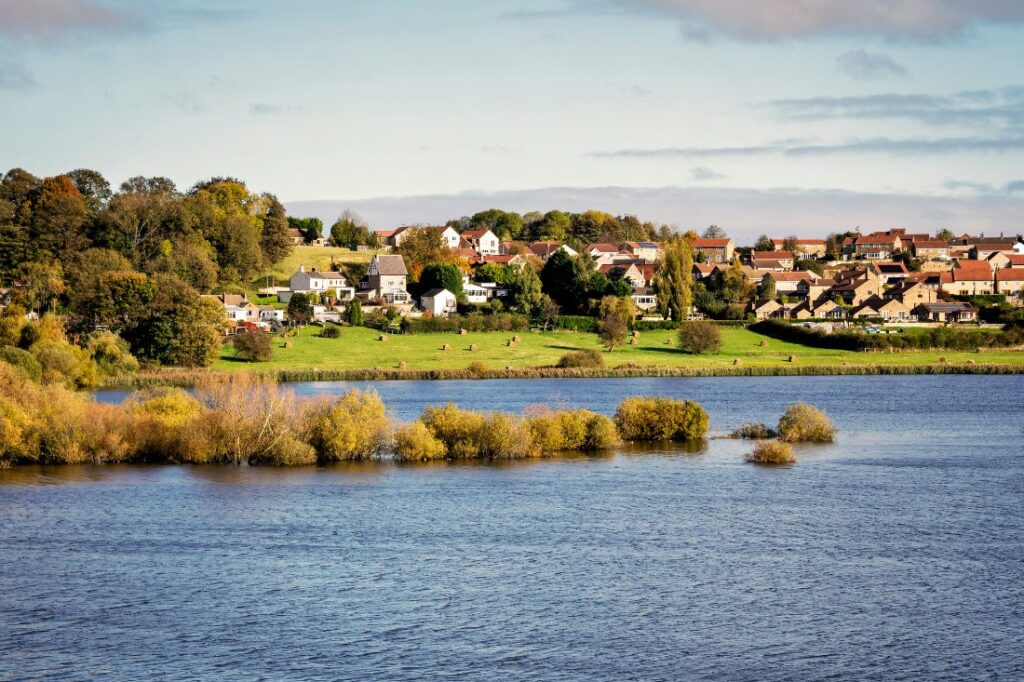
[421, 288, 451, 297]
[373, 255, 408, 275]
[918, 302, 975, 312]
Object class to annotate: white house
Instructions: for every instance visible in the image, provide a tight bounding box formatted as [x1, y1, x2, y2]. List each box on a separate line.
[438, 226, 461, 250]
[286, 266, 355, 301]
[258, 306, 285, 324]
[461, 229, 501, 256]
[421, 288, 458, 317]
[360, 254, 411, 305]
[462, 279, 489, 304]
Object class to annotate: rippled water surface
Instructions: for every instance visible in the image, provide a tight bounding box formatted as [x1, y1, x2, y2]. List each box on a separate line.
[5, 375, 1024, 680]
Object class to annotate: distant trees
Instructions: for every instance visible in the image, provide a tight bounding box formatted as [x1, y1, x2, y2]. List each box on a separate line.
[396, 227, 454, 281]
[419, 263, 463, 295]
[757, 274, 776, 301]
[702, 225, 726, 239]
[329, 210, 375, 249]
[288, 216, 323, 243]
[753, 235, 775, 251]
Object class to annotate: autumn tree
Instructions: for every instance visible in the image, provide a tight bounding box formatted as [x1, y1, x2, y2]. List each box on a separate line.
[598, 296, 633, 351]
[652, 238, 693, 321]
[396, 227, 453, 281]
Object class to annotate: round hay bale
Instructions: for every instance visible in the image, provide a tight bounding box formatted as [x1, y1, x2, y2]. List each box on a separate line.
[939, 356, 948, 363]
[664, 338, 674, 345]
[760, 340, 769, 347]
[507, 339, 516, 347]
[631, 330, 639, 338]
[459, 328, 468, 336]
[788, 355, 797, 362]
[441, 344, 451, 351]
[397, 361, 407, 370]
[512, 335, 520, 343]
[733, 358, 742, 365]
[966, 359, 976, 365]
[283, 341, 292, 349]
[469, 344, 478, 352]
[378, 335, 387, 342]
[628, 338, 638, 345]
[975, 347, 984, 354]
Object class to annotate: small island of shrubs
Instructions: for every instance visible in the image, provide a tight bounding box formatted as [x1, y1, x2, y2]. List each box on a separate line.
[732, 402, 837, 466]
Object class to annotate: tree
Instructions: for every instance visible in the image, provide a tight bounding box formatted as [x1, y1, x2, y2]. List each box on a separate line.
[16, 261, 65, 314]
[753, 235, 775, 252]
[329, 210, 372, 249]
[122, 275, 223, 367]
[234, 332, 273, 362]
[29, 175, 91, 262]
[678, 320, 722, 354]
[534, 210, 572, 241]
[757, 274, 776, 301]
[288, 217, 323, 242]
[598, 296, 633, 351]
[99, 178, 181, 265]
[652, 238, 693, 321]
[540, 250, 595, 312]
[720, 257, 751, 303]
[287, 293, 313, 324]
[260, 196, 293, 265]
[702, 225, 726, 239]
[420, 263, 463, 295]
[936, 227, 955, 241]
[396, 227, 452, 281]
[782, 235, 800, 253]
[67, 169, 112, 216]
[347, 299, 364, 326]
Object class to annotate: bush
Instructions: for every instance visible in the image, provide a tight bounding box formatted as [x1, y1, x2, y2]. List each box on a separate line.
[394, 421, 447, 461]
[552, 315, 598, 332]
[127, 387, 204, 461]
[318, 325, 341, 339]
[678, 320, 722, 354]
[730, 422, 777, 439]
[233, 332, 274, 362]
[614, 396, 709, 441]
[777, 403, 836, 443]
[307, 389, 391, 461]
[30, 339, 98, 389]
[557, 348, 605, 369]
[0, 346, 42, 382]
[746, 439, 796, 465]
[527, 408, 618, 451]
[85, 332, 140, 377]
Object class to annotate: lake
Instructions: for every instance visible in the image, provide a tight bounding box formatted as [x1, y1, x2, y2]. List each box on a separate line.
[3, 375, 1023, 680]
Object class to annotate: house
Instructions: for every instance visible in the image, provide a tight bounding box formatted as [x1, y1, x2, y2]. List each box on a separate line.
[462, 278, 490, 304]
[1000, 254, 1024, 269]
[586, 243, 621, 259]
[631, 288, 659, 313]
[420, 288, 457, 317]
[797, 277, 834, 301]
[940, 261, 994, 296]
[884, 280, 937, 307]
[852, 233, 902, 260]
[914, 302, 977, 323]
[912, 240, 950, 260]
[969, 239, 1021, 260]
[771, 238, 826, 258]
[287, 266, 355, 302]
[829, 268, 882, 306]
[752, 251, 795, 269]
[360, 255, 411, 305]
[995, 267, 1024, 297]
[258, 306, 285, 324]
[593, 251, 638, 267]
[768, 271, 819, 296]
[872, 262, 910, 285]
[288, 228, 306, 245]
[599, 262, 646, 288]
[529, 241, 578, 261]
[692, 238, 734, 264]
[621, 241, 659, 263]
[813, 300, 848, 319]
[461, 229, 500, 256]
[692, 263, 719, 282]
[749, 258, 790, 272]
[751, 299, 784, 319]
[202, 294, 260, 330]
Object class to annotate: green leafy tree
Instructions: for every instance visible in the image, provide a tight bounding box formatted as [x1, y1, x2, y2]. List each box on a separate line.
[260, 196, 293, 265]
[652, 238, 693, 321]
[720, 257, 751, 303]
[287, 293, 314, 324]
[329, 210, 372, 249]
[396, 227, 453, 281]
[757, 274, 776, 301]
[420, 263, 463, 295]
[597, 296, 634, 351]
[347, 299, 364, 326]
[702, 225, 726, 239]
[753, 235, 775, 251]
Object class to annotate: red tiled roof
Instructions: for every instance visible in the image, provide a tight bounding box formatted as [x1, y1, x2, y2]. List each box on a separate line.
[753, 251, 794, 260]
[462, 229, 492, 239]
[996, 268, 1024, 281]
[693, 238, 732, 247]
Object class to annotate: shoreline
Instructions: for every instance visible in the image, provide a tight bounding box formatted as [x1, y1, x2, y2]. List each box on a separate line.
[101, 361, 1024, 389]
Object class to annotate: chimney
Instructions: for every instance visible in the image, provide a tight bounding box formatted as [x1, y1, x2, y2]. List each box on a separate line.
[299, 265, 305, 273]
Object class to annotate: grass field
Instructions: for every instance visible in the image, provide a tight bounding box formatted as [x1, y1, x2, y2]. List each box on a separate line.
[215, 325, 1024, 373]
[260, 245, 376, 287]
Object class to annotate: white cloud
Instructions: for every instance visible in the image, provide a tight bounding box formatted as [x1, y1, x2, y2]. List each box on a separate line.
[836, 49, 909, 80]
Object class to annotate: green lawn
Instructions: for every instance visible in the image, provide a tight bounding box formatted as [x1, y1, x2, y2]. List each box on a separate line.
[216, 325, 1024, 372]
[260, 245, 376, 287]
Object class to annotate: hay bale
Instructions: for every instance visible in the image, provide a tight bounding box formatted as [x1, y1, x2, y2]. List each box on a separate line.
[966, 359, 976, 365]
[628, 338, 638, 345]
[939, 356, 948, 363]
[760, 340, 769, 347]
[733, 358, 742, 365]
[469, 344, 478, 352]
[397, 361, 407, 370]
[788, 355, 797, 362]
[664, 338, 674, 345]
[283, 341, 292, 349]
[631, 330, 639, 338]
[441, 344, 451, 351]
[512, 335, 520, 343]
[378, 335, 387, 342]
[459, 328, 468, 336]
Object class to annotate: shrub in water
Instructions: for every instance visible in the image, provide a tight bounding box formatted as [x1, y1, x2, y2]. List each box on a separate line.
[527, 408, 619, 451]
[777, 403, 836, 443]
[307, 389, 391, 461]
[557, 349, 605, 369]
[730, 422, 778, 439]
[746, 439, 795, 465]
[614, 396, 709, 441]
[677, 321, 722, 354]
[420, 403, 487, 458]
[394, 421, 447, 461]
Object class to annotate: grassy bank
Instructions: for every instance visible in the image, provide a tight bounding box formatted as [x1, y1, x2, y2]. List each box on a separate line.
[100, 324, 1012, 386]
[261, 245, 374, 286]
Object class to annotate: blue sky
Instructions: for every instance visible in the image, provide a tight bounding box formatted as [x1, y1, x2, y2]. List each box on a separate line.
[2, 0, 1024, 237]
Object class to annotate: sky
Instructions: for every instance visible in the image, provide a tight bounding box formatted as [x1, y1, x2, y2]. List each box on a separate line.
[2, 0, 1024, 238]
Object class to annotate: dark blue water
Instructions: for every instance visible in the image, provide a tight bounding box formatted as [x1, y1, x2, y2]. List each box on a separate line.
[4, 376, 1024, 680]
